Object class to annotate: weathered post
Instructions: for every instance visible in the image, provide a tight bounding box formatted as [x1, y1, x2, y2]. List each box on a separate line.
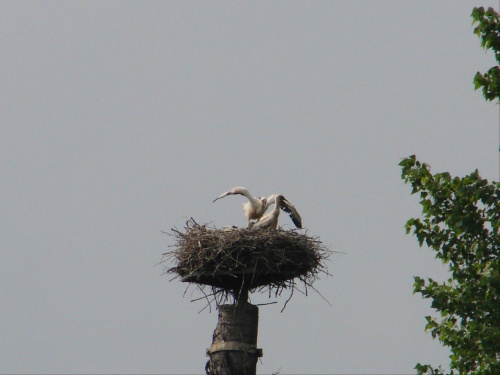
[164, 220, 329, 375]
[206, 299, 262, 375]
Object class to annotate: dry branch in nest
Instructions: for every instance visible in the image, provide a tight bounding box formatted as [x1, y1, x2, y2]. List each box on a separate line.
[161, 219, 332, 309]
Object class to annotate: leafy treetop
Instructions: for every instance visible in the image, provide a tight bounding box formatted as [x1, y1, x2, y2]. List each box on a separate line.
[401, 155, 500, 375]
[472, 7, 500, 101]
[400, 6, 500, 375]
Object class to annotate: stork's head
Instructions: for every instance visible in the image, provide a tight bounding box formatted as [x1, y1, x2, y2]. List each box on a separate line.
[259, 197, 267, 206]
[275, 195, 285, 205]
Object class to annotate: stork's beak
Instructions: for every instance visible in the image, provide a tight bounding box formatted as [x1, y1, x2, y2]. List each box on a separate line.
[213, 192, 231, 203]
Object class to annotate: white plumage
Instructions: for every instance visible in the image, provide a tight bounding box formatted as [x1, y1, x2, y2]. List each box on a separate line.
[251, 195, 284, 230]
[213, 187, 302, 228]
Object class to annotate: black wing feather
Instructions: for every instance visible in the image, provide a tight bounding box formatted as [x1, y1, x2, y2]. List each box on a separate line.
[279, 196, 302, 228]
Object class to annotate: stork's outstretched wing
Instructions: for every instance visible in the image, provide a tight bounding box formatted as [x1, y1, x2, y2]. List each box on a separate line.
[280, 197, 302, 228]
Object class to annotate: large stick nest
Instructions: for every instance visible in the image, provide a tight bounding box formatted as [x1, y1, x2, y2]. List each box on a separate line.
[162, 219, 332, 307]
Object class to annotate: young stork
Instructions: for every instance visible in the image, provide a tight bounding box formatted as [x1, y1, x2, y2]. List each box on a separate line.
[265, 194, 302, 229]
[213, 187, 268, 226]
[252, 195, 285, 230]
[213, 187, 302, 228]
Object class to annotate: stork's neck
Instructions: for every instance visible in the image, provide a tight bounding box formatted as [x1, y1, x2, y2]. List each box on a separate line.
[246, 194, 262, 206]
[273, 197, 282, 214]
[266, 194, 277, 206]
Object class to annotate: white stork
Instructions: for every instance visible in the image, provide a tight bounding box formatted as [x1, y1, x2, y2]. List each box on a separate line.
[213, 187, 302, 228]
[213, 187, 268, 225]
[252, 195, 285, 230]
[265, 194, 302, 229]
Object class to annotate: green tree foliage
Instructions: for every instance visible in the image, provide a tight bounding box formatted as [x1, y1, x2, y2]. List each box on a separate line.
[400, 156, 500, 374]
[399, 8, 500, 374]
[472, 7, 500, 101]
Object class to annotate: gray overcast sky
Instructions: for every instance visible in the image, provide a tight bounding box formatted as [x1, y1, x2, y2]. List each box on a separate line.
[2, 1, 499, 374]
